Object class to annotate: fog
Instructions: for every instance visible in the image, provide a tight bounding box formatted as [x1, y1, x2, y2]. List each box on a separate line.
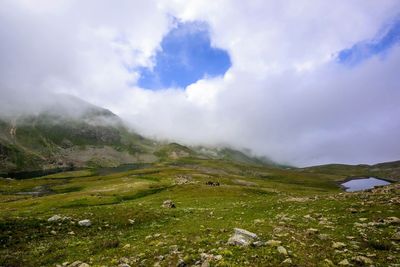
[1, 0, 400, 166]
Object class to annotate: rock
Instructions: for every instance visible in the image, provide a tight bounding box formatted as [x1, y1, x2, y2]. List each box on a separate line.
[69, 261, 89, 267]
[323, 259, 334, 266]
[119, 257, 130, 264]
[318, 234, 330, 240]
[48, 215, 62, 222]
[305, 228, 319, 235]
[118, 264, 130, 267]
[227, 228, 258, 246]
[332, 242, 346, 249]
[78, 219, 91, 227]
[214, 255, 223, 261]
[50, 230, 57, 235]
[338, 259, 350, 266]
[277, 246, 288, 256]
[266, 240, 282, 246]
[252, 241, 264, 247]
[281, 258, 292, 265]
[353, 256, 373, 265]
[69, 261, 82, 267]
[128, 219, 135, 224]
[391, 231, 400, 241]
[162, 200, 176, 208]
[385, 216, 400, 225]
[201, 261, 210, 267]
[176, 259, 187, 267]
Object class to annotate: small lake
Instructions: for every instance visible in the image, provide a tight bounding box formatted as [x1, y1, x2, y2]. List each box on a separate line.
[341, 177, 391, 192]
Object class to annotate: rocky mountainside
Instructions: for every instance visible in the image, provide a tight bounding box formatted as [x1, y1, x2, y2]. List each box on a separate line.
[0, 95, 274, 175]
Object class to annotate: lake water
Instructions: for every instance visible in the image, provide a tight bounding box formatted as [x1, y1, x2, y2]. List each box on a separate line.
[341, 177, 391, 192]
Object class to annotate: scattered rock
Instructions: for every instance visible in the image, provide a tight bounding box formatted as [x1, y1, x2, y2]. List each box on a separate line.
[305, 228, 319, 235]
[266, 240, 282, 246]
[176, 259, 187, 267]
[332, 242, 346, 249]
[353, 256, 373, 265]
[338, 259, 350, 266]
[162, 200, 176, 208]
[227, 228, 258, 246]
[67, 261, 90, 267]
[281, 258, 292, 265]
[48, 215, 62, 222]
[318, 234, 330, 240]
[385, 216, 400, 225]
[78, 219, 92, 227]
[50, 230, 57, 235]
[277, 246, 288, 256]
[252, 241, 264, 247]
[391, 231, 400, 241]
[323, 259, 334, 266]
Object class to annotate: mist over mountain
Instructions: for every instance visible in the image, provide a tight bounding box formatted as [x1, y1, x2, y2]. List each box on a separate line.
[1, 1, 400, 166]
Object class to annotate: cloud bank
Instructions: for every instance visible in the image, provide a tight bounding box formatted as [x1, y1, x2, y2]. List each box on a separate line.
[1, 0, 400, 166]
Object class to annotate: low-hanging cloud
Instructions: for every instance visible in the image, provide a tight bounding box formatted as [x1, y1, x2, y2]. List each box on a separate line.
[1, 0, 400, 166]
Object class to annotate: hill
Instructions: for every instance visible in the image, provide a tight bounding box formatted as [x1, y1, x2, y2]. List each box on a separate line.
[0, 96, 275, 176]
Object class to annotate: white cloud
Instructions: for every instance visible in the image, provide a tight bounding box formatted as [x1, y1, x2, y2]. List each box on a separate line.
[1, 0, 400, 166]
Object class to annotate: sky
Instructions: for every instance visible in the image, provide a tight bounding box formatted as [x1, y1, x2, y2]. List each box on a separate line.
[0, 0, 400, 166]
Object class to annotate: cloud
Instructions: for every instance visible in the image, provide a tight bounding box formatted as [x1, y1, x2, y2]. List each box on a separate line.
[0, 0, 400, 166]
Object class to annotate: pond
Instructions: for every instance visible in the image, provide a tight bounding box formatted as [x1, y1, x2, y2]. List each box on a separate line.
[341, 177, 391, 192]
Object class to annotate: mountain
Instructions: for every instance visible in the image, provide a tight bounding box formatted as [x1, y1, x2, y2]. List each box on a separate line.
[0, 95, 274, 175]
[301, 160, 400, 181]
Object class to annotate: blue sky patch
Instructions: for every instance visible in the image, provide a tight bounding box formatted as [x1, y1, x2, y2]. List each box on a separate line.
[137, 21, 231, 89]
[337, 17, 400, 65]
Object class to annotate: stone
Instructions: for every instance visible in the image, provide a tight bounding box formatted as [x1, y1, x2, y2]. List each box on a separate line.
[338, 259, 350, 266]
[353, 256, 373, 265]
[252, 241, 264, 247]
[227, 228, 258, 246]
[201, 261, 210, 267]
[332, 242, 346, 249]
[281, 258, 292, 265]
[176, 259, 187, 267]
[78, 264, 90, 267]
[69, 261, 83, 267]
[50, 230, 57, 235]
[215, 255, 223, 261]
[391, 231, 400, 241]
[118, 264, 131, 267]
[119, 257, 130, 264]
[323, 259, 334, 266]
[266, 240, 282, 246]
[48, 215, 62, 222]
[318, 234, 330, 240]
[385, 216, 400, 225]
[78, 219, 91, 227]
[305, 228, 319, 235]
[162, 200, 176, 208]
[277, 246, 288, 255]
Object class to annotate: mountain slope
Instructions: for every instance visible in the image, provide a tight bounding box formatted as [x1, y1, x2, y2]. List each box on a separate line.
[0, 96, 277, 175]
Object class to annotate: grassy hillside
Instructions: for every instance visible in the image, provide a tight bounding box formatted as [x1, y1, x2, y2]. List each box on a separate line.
[0, 157, 399, 266]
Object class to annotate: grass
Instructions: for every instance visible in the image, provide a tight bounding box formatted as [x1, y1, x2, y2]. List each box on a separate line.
[0, 158, 399, 266]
